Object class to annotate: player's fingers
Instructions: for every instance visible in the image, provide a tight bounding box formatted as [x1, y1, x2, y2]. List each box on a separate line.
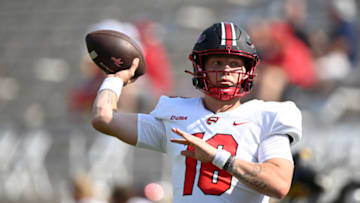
[107, 74, 116, 77]
[171, 128, 191, 140]
[181, 150, 195, 158]
[171, 128, 183, 137]
[129, 58, 139, 74]
[170, 139, 189, 145]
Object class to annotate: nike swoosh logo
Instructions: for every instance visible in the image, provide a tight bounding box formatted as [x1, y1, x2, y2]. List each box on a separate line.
[233, 121, 248, 126]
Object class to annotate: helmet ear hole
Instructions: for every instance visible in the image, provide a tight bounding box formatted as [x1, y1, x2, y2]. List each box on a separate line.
[193, 75, 205, 89]
[243, 58, 254, 72]
[242, 80, 253, 91]
[192, 77, 198, 87]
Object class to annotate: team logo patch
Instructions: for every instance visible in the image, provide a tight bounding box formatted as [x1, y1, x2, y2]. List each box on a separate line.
[111, 57, 124, 67]
[206, 116, 219, 125]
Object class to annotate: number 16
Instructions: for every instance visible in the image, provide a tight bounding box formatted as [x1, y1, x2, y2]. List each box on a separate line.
[183, 133, 238, 196]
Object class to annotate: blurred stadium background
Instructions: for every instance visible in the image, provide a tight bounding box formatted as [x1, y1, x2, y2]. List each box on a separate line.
[0, 0, 359, 202]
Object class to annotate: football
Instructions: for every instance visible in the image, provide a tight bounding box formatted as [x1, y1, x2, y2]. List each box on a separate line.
[85, 30, 146, 79]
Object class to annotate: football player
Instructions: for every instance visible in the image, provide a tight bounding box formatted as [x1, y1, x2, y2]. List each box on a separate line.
[91, 22, 302, 203]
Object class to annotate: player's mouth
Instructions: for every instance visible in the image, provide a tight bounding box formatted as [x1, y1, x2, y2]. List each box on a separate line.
[217, 79, 234, 87]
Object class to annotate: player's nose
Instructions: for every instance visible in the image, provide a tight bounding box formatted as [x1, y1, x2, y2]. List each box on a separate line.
[222, 65, 232, 75]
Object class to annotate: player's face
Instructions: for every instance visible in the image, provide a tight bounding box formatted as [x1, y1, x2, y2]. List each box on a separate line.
[204, 55, 248, 87]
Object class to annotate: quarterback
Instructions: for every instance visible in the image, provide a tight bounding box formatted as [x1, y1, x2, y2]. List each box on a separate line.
[91, 22, 302, 203]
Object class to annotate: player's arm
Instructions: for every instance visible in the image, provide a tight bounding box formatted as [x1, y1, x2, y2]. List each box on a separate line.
[224, 156, 293, 199]
[171, 128, 293, 199]
[91, 59, 140, 146]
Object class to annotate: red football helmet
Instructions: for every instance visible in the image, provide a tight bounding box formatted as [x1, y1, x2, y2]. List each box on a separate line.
[188, 22, 260, 101]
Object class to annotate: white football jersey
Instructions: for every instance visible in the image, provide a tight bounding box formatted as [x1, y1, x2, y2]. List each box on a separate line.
[137, 96, 302, 203]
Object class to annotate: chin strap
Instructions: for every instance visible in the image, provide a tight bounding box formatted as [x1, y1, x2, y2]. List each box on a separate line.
[184, 70, 194, 75]
[209, 86, 239, 101]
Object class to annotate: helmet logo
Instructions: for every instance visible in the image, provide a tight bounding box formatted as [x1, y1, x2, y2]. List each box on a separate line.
[196, 34, 206, 44]
[246, 35, 255, 49]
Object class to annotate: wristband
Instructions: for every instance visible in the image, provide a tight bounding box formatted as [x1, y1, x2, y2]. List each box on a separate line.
[97, 77, 124, 98]
[212, 148, 231, 169]
[223, 156, 236, 172]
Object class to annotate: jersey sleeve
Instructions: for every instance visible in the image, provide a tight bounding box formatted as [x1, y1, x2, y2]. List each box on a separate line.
[149, 95, 173, 119]
[258, 134, 293, 163]
[136, 113, 166, 153]
[269, 101, 302, 145]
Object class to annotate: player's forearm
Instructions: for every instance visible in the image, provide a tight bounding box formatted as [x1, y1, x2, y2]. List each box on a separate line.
[92, 75, 123, 132]
[92, 88, 138, 145]
[226, 158, 292, 199]
[91, 89, 118, 134]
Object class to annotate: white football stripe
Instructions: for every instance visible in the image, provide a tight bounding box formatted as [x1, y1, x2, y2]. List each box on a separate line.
[221, 22, 226, 46]
[90, 50, 98, 59]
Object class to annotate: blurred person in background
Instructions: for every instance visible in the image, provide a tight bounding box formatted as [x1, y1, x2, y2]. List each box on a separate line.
[248, 20, 317, 101]
[283, 0, 310, 47]
[109, 185, 135, 203]
[136, 20, 173, 97]
[312, 0, 358, 87]
[69, 19, 173, 114]
[328, 0, 358, 66]
[71, 173, 108, 203]
[91, 22, 302, 203]
[109, 184, 155, 203]
[286, 149, 323, 203]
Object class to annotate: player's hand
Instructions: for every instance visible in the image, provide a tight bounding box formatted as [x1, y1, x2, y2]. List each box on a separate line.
[170, 128, 217, 163]
[110, 58, 139, 85]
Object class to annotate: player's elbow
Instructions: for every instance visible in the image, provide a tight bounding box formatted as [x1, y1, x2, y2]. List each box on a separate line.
[272, 183, 290, 199]
[91, 108, 113, 134]
[91, 115, 106, 132]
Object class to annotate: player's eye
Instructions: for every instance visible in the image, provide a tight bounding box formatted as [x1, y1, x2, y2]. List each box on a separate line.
[229, 61, 243, 68]
[229, 62, 238, 68]
[213, 60, 222, 66]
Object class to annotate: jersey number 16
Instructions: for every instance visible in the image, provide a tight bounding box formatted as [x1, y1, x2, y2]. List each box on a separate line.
[183, 133, 238, 196]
